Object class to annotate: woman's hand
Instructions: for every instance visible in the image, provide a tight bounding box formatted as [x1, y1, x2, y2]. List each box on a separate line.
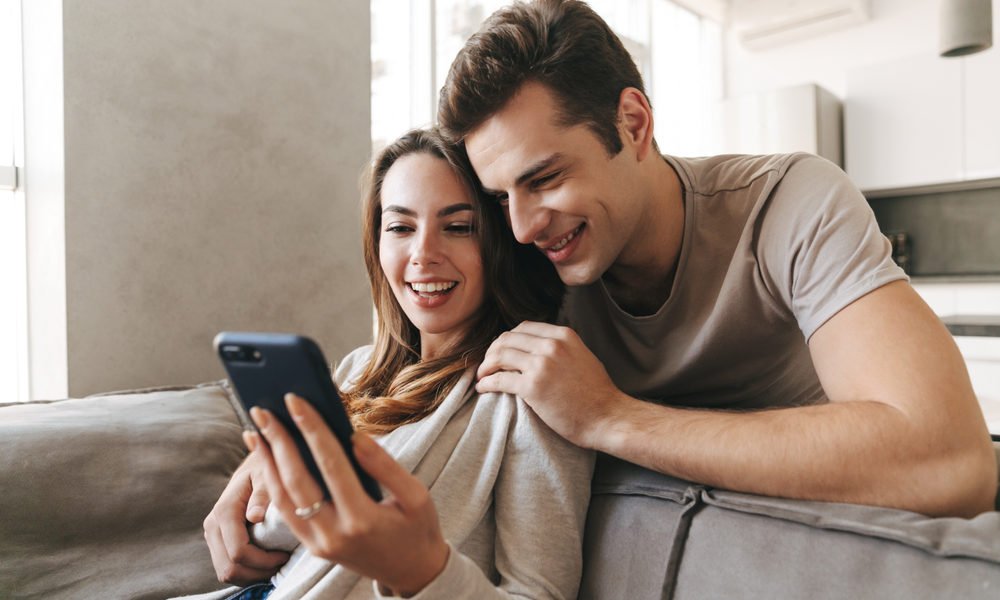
[203, 451, 289, 585]
[244, 394, 450, 596]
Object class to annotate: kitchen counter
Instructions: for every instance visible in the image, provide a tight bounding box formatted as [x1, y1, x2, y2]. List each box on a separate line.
[941, 315, 1000, 337]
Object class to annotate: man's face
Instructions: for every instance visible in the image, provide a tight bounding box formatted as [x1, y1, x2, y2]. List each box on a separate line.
[465, 82, 643, 287]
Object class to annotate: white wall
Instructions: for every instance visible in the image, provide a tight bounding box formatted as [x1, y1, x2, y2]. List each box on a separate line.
[24, 0, 372, 398]
[725, 0, 940, 99]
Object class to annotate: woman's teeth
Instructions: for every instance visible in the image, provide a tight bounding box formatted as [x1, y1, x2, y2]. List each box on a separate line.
[409, 281, 457, 295]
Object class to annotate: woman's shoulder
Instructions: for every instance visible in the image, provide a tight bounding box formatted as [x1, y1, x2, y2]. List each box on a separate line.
[333, 345, 375, 389]
[470, 390, 559, 441]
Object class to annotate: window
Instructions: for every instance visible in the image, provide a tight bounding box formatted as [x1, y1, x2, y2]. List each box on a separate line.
[1, 0, 28, 402]
[370, 0, 723, 155]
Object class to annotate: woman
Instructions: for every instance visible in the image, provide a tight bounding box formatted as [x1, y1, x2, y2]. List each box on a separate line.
[185, 129, 593, 600]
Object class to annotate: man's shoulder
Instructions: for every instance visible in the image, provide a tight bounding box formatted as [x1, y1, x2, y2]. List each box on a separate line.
[666, 152, 817, 198]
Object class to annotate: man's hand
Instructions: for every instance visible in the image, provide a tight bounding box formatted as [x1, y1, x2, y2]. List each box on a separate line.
[203, 451, 290, 585]
[475, 321, 628, 448]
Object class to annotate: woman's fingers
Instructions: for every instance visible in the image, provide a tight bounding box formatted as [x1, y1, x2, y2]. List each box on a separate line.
[248, 407, 331, 522]
[283, 394, 370, 517]
[351, 432, 428, 514]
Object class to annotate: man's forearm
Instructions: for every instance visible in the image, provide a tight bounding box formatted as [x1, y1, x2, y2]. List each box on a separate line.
[594, 395, 996, 518]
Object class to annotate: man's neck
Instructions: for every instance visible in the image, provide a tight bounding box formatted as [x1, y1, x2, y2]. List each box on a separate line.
[602, 155, 685, 317]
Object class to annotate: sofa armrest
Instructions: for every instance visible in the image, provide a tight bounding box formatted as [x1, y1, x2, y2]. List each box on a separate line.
[0, 383, 247, 600]
[581, 450, 1000, 600]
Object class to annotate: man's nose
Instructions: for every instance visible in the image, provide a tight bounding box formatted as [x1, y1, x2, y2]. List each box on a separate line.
[508, 193, 551, 245]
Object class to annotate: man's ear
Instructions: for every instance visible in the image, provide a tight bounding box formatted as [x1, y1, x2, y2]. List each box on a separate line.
[617, 87, 655, 161]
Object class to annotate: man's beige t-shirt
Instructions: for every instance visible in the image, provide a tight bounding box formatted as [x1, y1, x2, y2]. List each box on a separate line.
[562, 152, 907, 409]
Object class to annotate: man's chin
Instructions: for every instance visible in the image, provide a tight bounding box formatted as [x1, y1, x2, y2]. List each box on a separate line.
[555, 263, 602, 287]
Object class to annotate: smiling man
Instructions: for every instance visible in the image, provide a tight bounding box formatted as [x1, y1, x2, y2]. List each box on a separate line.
[438, 0, 997, 517]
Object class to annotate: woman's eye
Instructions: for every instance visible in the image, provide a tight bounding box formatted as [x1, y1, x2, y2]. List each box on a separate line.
[384, 224, 413, 234]
[494, 193, 509, 207]
[446, 223, 475, 235]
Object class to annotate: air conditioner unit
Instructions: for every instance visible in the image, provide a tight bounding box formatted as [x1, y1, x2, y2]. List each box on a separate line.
[731, 0, 871, 50]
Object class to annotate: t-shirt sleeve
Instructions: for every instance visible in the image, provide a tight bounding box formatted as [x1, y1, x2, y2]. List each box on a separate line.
[756, 154, 908, 342]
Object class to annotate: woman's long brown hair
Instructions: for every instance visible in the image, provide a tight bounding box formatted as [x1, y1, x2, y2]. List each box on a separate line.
[342, 128, 564, 435]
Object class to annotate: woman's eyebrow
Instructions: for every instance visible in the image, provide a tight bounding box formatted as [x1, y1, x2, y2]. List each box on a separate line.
[381, 203, 473, 217]
[382, 205, 415, 216]
[437, 203, 474, 217]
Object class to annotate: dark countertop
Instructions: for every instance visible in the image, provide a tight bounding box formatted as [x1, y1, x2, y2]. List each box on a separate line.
[941, 315, 1000, 337]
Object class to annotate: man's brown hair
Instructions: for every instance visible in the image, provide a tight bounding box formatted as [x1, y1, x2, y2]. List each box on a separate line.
[438, 0, 649, 156]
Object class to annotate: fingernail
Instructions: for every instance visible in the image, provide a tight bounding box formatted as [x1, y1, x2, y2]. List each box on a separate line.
[250, 406, 270, 429]
[242, 430, 258, 451]
[285, 394, 305, 421]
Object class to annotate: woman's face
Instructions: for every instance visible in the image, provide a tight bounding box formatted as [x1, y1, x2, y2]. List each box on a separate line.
[379, 152, 486, 359]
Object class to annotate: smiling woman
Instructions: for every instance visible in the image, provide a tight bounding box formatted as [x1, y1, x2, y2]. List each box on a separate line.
[0, 0, 28, 403]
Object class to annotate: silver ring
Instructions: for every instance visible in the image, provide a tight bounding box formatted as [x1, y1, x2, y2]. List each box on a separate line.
[294, 499, 325, 520]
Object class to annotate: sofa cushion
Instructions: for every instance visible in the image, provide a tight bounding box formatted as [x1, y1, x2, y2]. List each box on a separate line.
[0, 382, 247, 600]
[580, 452, 1000, 600]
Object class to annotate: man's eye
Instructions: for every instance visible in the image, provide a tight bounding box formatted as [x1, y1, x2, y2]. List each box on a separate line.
[531, 172, 559, 189]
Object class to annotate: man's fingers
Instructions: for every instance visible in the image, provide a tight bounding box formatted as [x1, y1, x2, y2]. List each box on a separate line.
[351, 432, 427, 514]
[475, 370, 523, 397]
[478, 345, 536, 378]
[509, 320, 569, 338]
[285, 394, 369, 517]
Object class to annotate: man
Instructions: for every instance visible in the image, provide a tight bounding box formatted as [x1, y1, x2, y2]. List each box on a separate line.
[205, 0, 996, 584]
[438, 0, 995, 517]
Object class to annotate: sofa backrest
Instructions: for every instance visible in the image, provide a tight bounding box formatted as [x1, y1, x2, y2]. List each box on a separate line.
[580, 451, 1000, 600]
[0, 383, 247, 600]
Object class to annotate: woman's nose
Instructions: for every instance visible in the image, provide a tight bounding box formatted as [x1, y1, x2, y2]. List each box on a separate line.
[411, 230, 443, 265]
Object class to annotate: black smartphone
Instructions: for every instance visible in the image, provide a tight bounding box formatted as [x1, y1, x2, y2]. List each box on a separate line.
[214, 331, 382, 502]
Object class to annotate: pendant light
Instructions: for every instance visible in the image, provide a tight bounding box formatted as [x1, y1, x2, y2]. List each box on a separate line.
[941, 0, 993, 57]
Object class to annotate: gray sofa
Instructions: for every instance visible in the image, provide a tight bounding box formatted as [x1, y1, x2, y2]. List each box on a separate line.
[1, 382, 998, 599]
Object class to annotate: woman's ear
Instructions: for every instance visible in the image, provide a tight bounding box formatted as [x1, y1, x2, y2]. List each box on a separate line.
[617, 87, 655, 161]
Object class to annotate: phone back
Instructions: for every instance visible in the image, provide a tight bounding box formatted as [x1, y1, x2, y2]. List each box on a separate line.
[214, 332, 381, 501]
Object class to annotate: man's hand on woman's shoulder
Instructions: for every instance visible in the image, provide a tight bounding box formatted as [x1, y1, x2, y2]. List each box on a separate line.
[475, 321, 631, 450]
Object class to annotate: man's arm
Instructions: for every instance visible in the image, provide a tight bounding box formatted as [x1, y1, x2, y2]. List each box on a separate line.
[476, 281, 997, 517]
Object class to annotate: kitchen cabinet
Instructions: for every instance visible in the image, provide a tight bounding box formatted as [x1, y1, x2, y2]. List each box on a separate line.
[845, 55, 964, 192]
[912, 281, 1000, 434]
[964, 47, 1000, 181]
[716, 84, 842, 166]
[845, 48, 1000, 193]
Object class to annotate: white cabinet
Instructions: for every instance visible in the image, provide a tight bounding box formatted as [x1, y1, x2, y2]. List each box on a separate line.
[716, 84, 842, 166]
[845, 47, 1000, 193]
[912, 282, 1000, 434]
[964, 47, 1000, 181]
[845, 55, 964, 192]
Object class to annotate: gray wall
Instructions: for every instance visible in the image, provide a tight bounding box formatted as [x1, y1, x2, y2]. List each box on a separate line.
[59, 0, 371, 396]
[869, 186, 1000, 277]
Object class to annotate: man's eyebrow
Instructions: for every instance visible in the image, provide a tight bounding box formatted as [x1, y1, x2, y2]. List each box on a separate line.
[481, 153, 564, 195]
[382, 203, 474, 217]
